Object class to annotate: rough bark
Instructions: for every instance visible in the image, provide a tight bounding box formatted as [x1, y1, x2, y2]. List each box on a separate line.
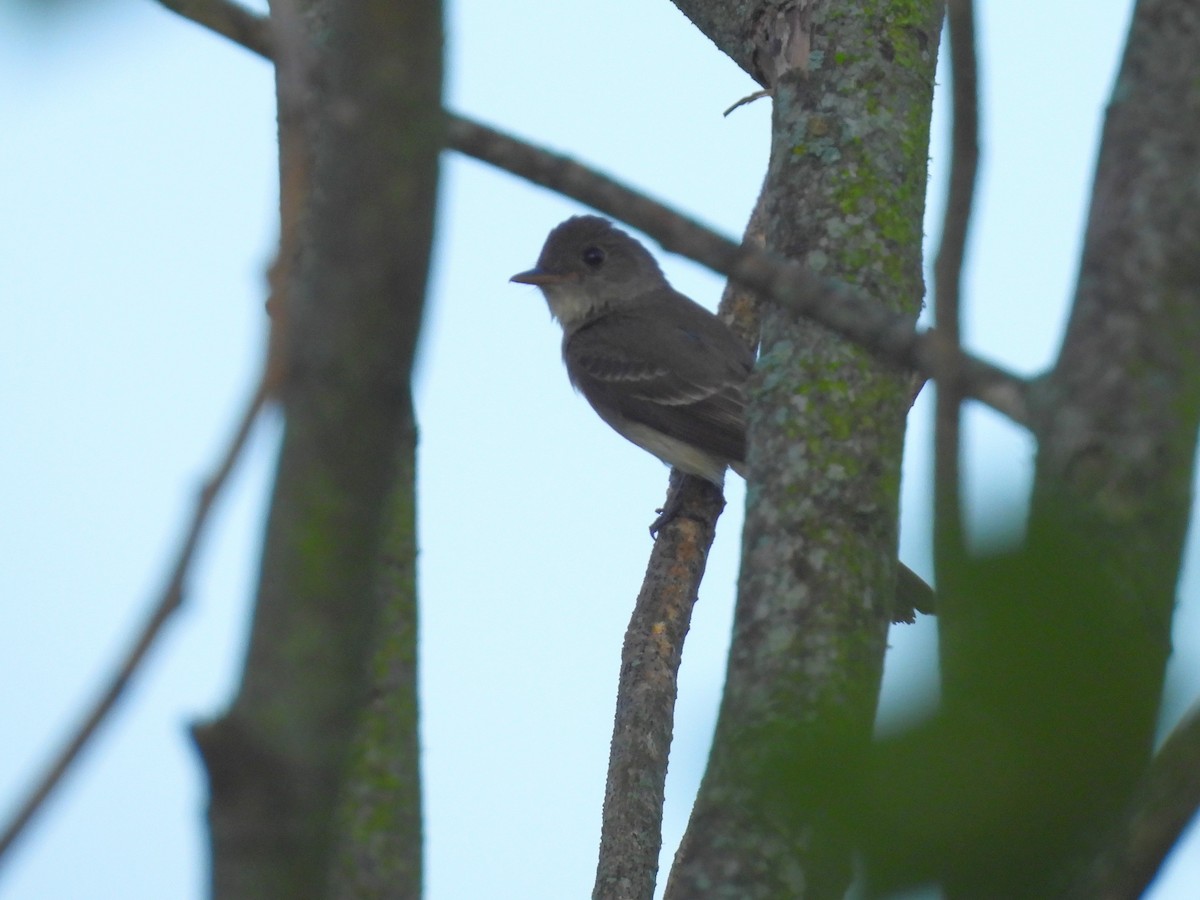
[593, 475, 725, 900]
[666, 2, 942, 897]
[329, 415, 424, 898]
[1029, 0, 1200, 643]
[193, 1, 442, 897]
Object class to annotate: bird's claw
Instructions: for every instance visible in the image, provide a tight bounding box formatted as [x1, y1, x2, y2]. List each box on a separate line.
[649, 492, 684, 539]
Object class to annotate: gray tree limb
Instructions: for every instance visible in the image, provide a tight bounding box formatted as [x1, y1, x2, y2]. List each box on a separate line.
[192, 0, 441, 896]
[662, 2, 944, 896]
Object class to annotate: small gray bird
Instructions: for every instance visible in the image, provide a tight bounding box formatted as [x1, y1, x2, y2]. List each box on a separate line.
[512, 215, 933, 617]
[510, 215, 753, 488]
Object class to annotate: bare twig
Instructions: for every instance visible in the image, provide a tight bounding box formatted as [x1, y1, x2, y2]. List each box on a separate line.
[723, 90, 771, 116]
[592, 180, 775, 898]
[0, 379, 271, 865]
[155, 0, 272, 56]
[933, 0, 980, 565]
[261, 0, 315, 392]
[0, 0, 301, 867]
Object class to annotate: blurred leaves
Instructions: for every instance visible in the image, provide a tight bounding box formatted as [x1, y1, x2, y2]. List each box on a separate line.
[725, 504, 1174, 898]
[865, 507, 1167, 897]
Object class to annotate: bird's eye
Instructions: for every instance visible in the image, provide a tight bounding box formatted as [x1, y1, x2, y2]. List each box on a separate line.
[582, 245, 606, 268]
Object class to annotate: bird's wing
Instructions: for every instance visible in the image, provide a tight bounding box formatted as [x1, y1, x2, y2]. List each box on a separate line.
[563, 293, 753, 463]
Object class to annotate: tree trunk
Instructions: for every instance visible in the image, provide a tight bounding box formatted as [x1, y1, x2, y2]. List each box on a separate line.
[666, 2, 942, 896]
[194, 1, 442, 896]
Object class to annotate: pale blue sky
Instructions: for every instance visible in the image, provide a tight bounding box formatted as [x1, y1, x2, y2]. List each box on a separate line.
[3, 1, 1197, 898]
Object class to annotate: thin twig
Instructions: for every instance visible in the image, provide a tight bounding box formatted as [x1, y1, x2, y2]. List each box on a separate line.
[723, 89, 771, 116]
[155, 0, 272, 56]
[933, 0, 980, 566]
[0, 0, 298, 866]
[716, 183, 767, 348]
[0, 380, 271, 865]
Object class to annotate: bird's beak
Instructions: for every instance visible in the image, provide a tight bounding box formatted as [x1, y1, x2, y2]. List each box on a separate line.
[510, 268, 570, 286]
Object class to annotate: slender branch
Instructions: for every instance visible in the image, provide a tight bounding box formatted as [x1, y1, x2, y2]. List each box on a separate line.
[446, 114, 1029, 427]
[154, 0, 1031, 430]
[0, 0, 296, 867]
[592, 189, 772, 897]
[593, 170, 773, 900]
[155, 0, 272, 57]
[1068, 703, 1200, 899]
[933, 0, 980, 566]
[0, 380, 271, 866]
[592, 475, 723, 900]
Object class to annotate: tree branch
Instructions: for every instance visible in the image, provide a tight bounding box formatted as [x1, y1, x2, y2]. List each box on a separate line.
[666, 0, 766, 87]
[927, 0, 1200, 894]
[933, 0, 980, 566]
[592, 475, 724, 900]
[447, 114, 1030, 428]
[592, 186, 772, 899]
[155, 0, 272, 56]
[0, 4, 309, 865]
[666, 0, 943, 893]
[154, 0, 1031, 430]
[193, 0, 441, 892]
[0, 379, 270, 867]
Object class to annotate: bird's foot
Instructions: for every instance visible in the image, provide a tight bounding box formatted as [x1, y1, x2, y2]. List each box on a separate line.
[649, 488, 685, 539]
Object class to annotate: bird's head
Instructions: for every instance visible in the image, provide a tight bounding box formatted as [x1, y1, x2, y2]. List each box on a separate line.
[511, 216, 667, 329]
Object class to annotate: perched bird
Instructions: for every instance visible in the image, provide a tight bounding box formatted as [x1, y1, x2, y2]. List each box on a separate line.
[512, 215, 934, 618]
[510, 215, 754, 488]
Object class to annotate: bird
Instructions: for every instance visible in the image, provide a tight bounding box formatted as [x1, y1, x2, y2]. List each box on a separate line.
[511, 215, 934, 619]
[510, 215, 754, 490]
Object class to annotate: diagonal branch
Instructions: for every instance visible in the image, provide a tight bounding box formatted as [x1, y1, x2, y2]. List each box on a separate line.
[0, 0, 299, 869]
[156, 0, 1031, 430]
[447, 116, 1029, 427]
[156, 0, 272, 56]
[0, 379, 271, 866]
